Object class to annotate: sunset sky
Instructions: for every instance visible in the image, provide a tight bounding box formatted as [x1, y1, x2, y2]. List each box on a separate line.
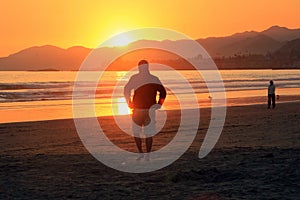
[1, 0, 300, 57]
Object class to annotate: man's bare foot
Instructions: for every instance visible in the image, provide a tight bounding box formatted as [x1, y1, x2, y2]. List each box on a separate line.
[145, 153, 150, 161]
[136, 153, 144, 161]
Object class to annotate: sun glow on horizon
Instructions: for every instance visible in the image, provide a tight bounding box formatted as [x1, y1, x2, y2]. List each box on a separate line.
[106, 33, 134, 47]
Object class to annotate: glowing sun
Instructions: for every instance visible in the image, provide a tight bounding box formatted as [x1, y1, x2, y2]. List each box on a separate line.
[109, 33, 133, 47]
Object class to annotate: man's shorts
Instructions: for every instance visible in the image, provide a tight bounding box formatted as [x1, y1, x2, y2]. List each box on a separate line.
[132, 109, 156, 137]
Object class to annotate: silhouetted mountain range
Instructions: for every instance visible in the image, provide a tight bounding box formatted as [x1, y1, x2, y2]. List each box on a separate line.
[0, 45, 92, 71]
[0, 26, 299, 71]
[197, 26, 300, 57]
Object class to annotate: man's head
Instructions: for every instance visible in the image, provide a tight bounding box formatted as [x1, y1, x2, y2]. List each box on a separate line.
[138, 60, 149, 73]
[270, 80, 274, 85]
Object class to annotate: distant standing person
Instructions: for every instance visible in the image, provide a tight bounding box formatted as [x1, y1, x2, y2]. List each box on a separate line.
[268, 80, 276, 109]
[124, 60, 166, 161]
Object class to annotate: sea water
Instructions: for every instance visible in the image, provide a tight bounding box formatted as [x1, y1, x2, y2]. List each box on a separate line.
[0, 70, 299, 123]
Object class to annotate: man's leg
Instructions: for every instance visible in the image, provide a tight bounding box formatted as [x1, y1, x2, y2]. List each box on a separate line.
[134, 137, 143, 153]
[144, 109, 155, 161]
[132, 109, 143, 153]
[133, 126, 144, 160]
[268, 94, 271, 109]
[146, 137, 153, 153]
[132, 110, 144, 160]
[272, 94, 276, 108]
[135, 137, 144, 161]
[145, 137, 153, 161]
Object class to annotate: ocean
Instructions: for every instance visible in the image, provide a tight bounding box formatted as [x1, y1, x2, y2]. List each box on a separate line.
[0, 70, 300, 123]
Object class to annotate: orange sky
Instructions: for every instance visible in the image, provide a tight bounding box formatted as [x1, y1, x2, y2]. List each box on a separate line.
[0, 0, 300, 57]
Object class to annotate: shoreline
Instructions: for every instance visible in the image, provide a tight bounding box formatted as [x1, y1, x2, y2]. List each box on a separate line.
[1, 93, 300, 124]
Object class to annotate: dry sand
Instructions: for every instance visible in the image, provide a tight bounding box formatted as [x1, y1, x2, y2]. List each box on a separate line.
[0, 102, 299, 199]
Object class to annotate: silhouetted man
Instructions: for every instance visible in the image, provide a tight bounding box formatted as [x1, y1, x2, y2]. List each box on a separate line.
[124, 60, 166, 161]
[268, 80, 276, 109]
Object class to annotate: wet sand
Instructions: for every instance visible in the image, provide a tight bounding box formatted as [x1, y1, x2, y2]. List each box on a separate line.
[1, 102, 299, 199]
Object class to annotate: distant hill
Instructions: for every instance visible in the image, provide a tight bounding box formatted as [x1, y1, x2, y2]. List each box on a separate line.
[262, 26, 300, 42]
[273, 38, 300, 58]
[197, 26, 300, 57]
[0, 45, 92, 71]
[198, 34, 282, 57]
[0, 26, 299, 71]
[270, 38, 300, 69]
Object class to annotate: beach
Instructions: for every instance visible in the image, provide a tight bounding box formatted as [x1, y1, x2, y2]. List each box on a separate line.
[2, 1, 300, 199]
[1, 101, 299, 199]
